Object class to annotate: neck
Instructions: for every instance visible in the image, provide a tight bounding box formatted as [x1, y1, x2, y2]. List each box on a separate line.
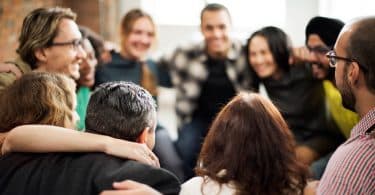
[354, 90, 375, 118]
[120, 50, 142, 62]
[270, 68, 284, 81]
[206, 46, 229, 60]
[35, 64, 47, 72]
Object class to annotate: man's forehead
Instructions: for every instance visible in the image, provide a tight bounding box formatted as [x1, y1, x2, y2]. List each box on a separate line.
[201, 10, 231, 24]
[54, 18, 81, 40]
[307, 34, 327, 47]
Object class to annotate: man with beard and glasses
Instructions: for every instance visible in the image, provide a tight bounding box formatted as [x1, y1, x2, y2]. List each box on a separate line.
[314, 16, 375, 194]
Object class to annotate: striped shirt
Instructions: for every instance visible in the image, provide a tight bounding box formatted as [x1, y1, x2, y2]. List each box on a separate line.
[317, 107, 375, 195]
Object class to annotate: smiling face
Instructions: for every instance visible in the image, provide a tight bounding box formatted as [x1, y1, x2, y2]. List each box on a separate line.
[307, 34, 331, 80]
[121, 17, 155, 61]
[79, 38, 98, 87]
[201, 9, 231, 58]
[248, 35, 279, 79]
[37, 18, 86, 80]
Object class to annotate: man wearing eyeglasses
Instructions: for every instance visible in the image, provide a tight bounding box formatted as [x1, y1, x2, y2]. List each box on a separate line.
[0, 7, 86, 94]
[294, 16, 360, 180]
[313, 16, 375, 194]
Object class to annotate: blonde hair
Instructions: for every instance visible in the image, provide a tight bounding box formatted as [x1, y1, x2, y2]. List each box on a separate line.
[0, 72, 76, 132]
[120, 9, 157, 52]
[17, 7, 76, 69]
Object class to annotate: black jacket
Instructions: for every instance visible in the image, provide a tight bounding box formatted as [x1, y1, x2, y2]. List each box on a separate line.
[0, 152, 180, 195]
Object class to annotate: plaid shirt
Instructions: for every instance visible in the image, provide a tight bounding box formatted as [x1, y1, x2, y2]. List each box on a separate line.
[158, 40, 254, 127]
[318, 107, 375, 195]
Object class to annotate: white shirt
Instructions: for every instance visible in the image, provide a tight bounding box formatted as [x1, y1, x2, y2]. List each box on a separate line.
[180, 176, 237, 195]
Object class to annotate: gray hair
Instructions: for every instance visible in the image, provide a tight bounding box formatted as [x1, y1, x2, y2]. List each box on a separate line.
[86, 81, 156, 141]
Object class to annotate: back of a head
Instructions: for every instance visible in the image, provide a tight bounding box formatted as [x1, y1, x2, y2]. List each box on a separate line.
[17, 7, 76, 69]
[346, 17, 375, 93]
[305, 16, 344, 47]
[86, 82, 156, 141]
[196, 92, 307, 194]
[0, 72, 76, 131]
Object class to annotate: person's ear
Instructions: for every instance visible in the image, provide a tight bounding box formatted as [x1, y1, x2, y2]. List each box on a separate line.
[136, 127, 150, 144]
[348, 61, 360, 86]
[34, 48, 48, 63]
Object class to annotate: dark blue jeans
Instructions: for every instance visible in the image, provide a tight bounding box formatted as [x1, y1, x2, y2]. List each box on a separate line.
[175, 117, 211, 180]
[310, 152, 333, 179]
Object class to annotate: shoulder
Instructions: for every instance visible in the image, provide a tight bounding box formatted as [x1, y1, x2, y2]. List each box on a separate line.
[171, 42, 206, 59]
[92, 154, 181, 194]
[0, 71, 17, 92]
[319, 138, 375, 194]
[180, 176, 204, 195]
[181, 176, 236, 195]
[0, 60, 29, 90]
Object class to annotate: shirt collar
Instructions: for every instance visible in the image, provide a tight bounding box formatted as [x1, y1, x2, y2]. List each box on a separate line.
[350, 107, 375, 137]
[200, 40, 243, 63]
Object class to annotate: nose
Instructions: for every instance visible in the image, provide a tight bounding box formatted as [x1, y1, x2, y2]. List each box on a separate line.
[212, 28, 222, 38]
[140, 33, 152, 45]
[252, 53, 265, 65]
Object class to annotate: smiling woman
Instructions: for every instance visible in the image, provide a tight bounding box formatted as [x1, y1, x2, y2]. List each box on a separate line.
[246, 26, 344, 167]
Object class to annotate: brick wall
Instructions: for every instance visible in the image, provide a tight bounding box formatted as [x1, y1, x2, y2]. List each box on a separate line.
[0, 0, 60, 61]
[0, 0, 119, 62]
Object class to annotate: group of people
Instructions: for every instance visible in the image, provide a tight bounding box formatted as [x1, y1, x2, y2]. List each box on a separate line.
[0, 3, 374, 195]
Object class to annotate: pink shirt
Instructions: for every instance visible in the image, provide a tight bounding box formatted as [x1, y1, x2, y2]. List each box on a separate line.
[318, 107, 375, 194]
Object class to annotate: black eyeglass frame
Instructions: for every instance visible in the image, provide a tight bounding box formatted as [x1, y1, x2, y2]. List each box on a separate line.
[48, 39, 83, 50]
[325, 50, 368, 71]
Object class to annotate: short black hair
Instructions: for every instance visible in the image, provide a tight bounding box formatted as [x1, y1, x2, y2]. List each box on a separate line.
[305, 16, 344, 47]
[85, 81, 156, 141]
[200, 3, 231, 22]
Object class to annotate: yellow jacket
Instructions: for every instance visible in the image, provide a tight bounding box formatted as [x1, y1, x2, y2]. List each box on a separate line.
[324, 80, 359, 138]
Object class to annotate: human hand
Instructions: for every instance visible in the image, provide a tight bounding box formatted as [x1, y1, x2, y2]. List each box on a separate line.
[100, 180, 161, 195]
[291, 46, 314, 65]
[105, 137, 160, 167]
[303, 180, 319, 195]
[0, 62, 22, 79]
[296, 145, 319, 165]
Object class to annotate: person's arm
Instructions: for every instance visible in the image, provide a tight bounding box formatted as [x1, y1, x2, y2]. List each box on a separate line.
[291, 46, 314, 65]
[1, 125, 159, 167]
[100, 180, 162, 195]
[304, 180, 319, 195]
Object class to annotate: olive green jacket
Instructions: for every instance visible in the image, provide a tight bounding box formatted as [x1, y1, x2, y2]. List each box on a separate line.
[0, 57, 31, 94]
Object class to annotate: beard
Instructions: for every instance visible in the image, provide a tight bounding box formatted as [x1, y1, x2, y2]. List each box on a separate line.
[339, 71, 356, 112]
